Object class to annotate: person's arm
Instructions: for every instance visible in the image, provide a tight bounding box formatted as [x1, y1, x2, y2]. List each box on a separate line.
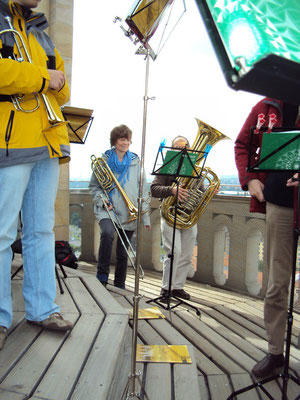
[234, 107, 263, 191]
[150, 175, 189, 202]
[89, 172, 106, 207]
[0, 57, 50, 95]
[49, 48, 70, 106]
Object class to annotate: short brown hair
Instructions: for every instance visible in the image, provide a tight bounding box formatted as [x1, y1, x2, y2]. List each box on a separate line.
[110, 125, 132, 147]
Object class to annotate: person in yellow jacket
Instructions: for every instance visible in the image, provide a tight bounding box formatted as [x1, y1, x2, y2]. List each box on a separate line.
[0, 0, 73, 352]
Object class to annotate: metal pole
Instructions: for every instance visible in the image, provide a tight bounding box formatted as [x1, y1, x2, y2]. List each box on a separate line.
[127, 49, 151, 399]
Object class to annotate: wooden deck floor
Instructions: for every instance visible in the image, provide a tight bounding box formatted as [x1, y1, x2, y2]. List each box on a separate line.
[2, 257, 300, 400]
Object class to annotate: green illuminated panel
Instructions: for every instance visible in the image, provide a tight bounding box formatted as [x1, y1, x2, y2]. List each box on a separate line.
[206, 0, 300, 68]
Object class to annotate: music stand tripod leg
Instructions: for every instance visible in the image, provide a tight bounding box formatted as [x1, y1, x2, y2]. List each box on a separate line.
[55, 265, 64, 294]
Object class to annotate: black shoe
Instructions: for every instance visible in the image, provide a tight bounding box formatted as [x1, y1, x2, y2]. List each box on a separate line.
[172, 289, 191, 300]
[160, 288, 169, 303]
[252, 353, 284, 378]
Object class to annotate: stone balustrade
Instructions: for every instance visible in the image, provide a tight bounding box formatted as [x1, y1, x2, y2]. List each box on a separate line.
[70, 190, 267, 298]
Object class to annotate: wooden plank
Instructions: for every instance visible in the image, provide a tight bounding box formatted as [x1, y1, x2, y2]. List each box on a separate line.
[0, 321, 41, 382]
[11, 312, 26, 330]
[0, 313, 77, 395]
[177, 310, 257, 373]
[33, 314, 103, 400]
[170, 311, 241, 375]
[144, 363, 172, 400]
[10, 281, 24, 312]
[204, 307, 269, 353]
[173, 345, 201, 399]
[214, 304, 268, 339]
[259, 379, 285, 399]
[64, 277, 103, 314]
[81, 276, 129, 315]
[230, 373, 260, 399]
[199, 310, 265, 361]
[54, 281, 79, 315]
[208, 374, 232, 400]
[198, 375, 209, 400]
[125, 297, 201, 398]
[0, 389, 25, 399]
[70, 314, 128, 400]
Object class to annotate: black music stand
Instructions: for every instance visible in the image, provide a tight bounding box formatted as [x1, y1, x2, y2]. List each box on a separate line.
[227, 127, 300, 400]
[146, 144, 208, 316]
[62, 106, 94, 144]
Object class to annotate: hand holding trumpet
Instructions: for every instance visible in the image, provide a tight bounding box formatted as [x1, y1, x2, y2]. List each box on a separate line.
[48, 69, 66, 91]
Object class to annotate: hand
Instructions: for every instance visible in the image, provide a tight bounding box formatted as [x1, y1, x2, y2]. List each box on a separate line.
[48, 69, 65, 91]
[172, 185, 189, 202]
[105, 199, 113, 210]
[248, 179, 265, 202]
[287, 173, 299, 187]
[144, 225, 151, 231]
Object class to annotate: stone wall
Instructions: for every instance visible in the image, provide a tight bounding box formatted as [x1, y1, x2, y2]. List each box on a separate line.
[37, 0, 74, 240]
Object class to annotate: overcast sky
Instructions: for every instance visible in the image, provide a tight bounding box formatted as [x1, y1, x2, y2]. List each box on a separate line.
[69, 0, 262, 180]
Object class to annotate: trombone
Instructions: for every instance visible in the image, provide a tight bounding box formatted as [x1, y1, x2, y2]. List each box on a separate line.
[91, 155, 144, 278]
[0, 16, 66, 129]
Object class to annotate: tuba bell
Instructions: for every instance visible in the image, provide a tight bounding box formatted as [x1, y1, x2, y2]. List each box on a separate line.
[161, 119, 229, 229]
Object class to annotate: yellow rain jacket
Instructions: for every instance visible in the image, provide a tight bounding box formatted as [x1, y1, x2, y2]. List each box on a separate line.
[0, 0, 70, 167]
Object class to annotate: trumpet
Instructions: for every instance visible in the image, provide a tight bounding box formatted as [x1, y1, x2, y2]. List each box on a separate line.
[91, 155, 144, 278]
[0, 16, 66, 129]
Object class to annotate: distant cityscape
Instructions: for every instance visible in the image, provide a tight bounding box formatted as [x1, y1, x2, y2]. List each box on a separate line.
[69, 175, 248, 196]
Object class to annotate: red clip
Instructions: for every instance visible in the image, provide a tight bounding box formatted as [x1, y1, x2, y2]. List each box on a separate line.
[254, 113, 265, 133]
[267, 113, 277, 133]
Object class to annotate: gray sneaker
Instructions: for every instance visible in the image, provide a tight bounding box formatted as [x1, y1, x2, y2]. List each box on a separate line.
[27, 313, 73, 332]
[0, 326, 7, 350]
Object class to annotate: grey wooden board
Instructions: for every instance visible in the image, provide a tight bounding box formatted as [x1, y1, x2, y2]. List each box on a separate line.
[0, 389, 26, 399]
[70, 314, 128, 400]
[64, 277, 103, 314]
[0, 321, 41, 382]
[82, 275, 129, 315]
[198, 375, 209, 400]
[11, 281, 24, 312]
[125, 296, 202, 398]
[170, 312, 225, 375]
[207, 374, 232, 400]
[176, 310, 254, 373]
[173, 349, 201, 399]
[33, 314, 103, 400]
[230, 373, 260, 400]
[203, 307, 269, 352]
[0, 315, 76, 395]
[199, 309, 265, 361]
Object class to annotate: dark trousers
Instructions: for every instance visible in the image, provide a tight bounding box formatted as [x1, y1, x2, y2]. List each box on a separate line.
[97, 218, 134, 289]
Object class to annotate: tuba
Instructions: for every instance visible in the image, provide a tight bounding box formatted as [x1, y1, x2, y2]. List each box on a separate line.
[161, 119, 229, 229]
[0, 16, 66, 129]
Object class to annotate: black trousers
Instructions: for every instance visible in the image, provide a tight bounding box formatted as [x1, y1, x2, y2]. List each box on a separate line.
[97, 218, 134, 288]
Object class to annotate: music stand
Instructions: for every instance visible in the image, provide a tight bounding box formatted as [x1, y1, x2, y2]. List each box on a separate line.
[227, 127, 300, 400]
[146, 144, 206, 316]
[62, 106, 94, 144]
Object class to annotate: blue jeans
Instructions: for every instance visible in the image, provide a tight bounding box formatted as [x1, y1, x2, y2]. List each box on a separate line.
[97, 218, 134, 289]
[0, 158, 60, 329]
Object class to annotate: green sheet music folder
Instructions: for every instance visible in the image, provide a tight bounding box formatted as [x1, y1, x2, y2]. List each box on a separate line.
[159, 150, 198, 176]
[259, 131, 300, 171]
